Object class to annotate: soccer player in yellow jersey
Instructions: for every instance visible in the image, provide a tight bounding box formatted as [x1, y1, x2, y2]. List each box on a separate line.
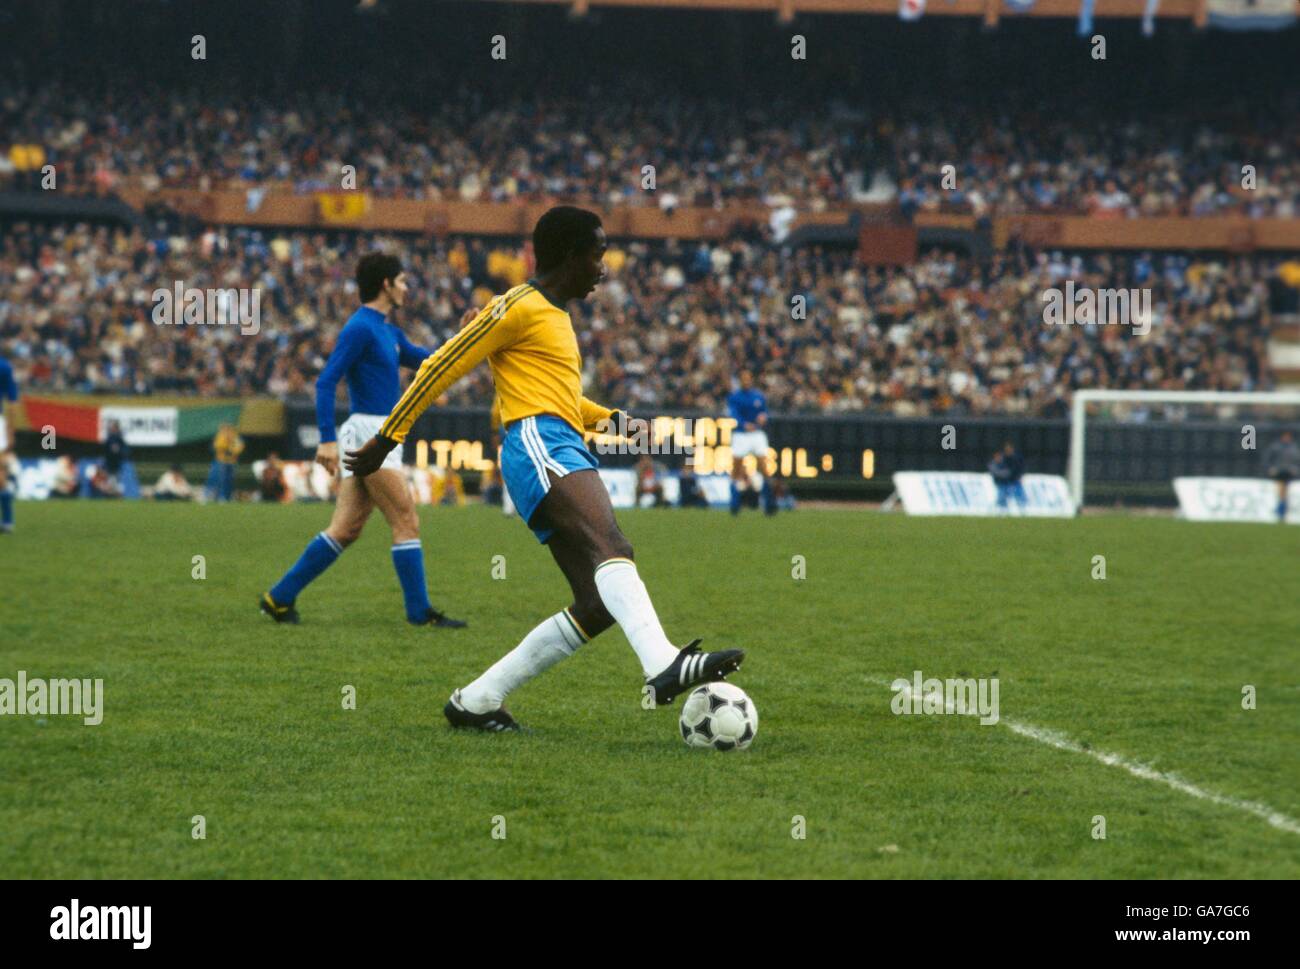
[345, 206, 745, 731]
[207, 423, 244, 502]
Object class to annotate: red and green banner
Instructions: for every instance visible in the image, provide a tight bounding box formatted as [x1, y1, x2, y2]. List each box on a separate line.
[20, 397, 101, 442]
[20, 398, 242, 445]
[176, 405, 243, 444]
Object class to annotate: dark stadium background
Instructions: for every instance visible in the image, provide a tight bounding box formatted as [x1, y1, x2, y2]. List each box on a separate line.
[5, 0, 1299, 102]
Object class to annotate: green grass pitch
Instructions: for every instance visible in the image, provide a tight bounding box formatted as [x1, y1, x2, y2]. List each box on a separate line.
[1, 501, 1297, 879]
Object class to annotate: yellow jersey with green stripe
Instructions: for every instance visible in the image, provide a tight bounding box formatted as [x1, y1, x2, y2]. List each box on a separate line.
[214, 428, 244, 465]
[379, 282, 614, 443]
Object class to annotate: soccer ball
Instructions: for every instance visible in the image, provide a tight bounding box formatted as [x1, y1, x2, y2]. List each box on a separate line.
[679, 682, 758, 751]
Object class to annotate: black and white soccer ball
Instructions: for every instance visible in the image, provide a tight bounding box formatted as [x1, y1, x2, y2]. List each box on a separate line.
[679, 682, 758, 751]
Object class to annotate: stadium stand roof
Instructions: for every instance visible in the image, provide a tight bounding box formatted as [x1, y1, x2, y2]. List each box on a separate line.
[482, 0, 1231, 27]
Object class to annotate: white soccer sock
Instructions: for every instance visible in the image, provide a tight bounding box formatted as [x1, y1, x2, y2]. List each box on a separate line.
[593, 558, 679, 677]
[459, 610, 588, 713]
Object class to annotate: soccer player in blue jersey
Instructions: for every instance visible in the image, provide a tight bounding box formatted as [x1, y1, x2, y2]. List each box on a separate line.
[727, 370, 775, 515]
[0, 352, 18, 534]
[1264, 430, 1299, 523]
[989, 442, 1027, 512]
[259, 254, 465, 628]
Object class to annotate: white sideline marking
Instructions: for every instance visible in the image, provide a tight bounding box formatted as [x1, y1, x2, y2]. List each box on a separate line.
[868, 676, 1300, 837]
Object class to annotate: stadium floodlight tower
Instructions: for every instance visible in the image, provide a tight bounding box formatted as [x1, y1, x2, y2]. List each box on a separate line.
[1068, 389, 1300, 511]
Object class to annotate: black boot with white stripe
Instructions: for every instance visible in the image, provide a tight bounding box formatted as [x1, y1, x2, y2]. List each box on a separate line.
[444, 689, 522, 732]
[645, 639, 745, 707]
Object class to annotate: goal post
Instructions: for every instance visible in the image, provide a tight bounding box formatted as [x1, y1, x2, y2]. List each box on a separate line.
[1069, 389, 1300, 511]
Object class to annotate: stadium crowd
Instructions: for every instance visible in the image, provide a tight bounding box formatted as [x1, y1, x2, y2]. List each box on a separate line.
[0, 219, 1288, 418]
[4, 82, 1300, 218]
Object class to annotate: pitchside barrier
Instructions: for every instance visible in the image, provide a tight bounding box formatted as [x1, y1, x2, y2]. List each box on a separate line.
[13, 457, 142, 500]
[1173, 477, 1300, 524]
[890, 471, 1075, 517]
[20, 401, 1293, 508]
[596, 469, 734, 509]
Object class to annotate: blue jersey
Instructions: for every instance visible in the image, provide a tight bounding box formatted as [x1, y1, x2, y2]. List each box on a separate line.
[0, 357, 17, 414]
[727, 388, 767, 430]
[989, 451, 1025, 483]
[315, 307, 431, 443]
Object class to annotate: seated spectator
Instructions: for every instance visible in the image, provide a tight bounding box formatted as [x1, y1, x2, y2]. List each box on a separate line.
[636, 455, 666, 508]
[259, 453, 288, 503]
[88, 464, 120, 499]
[677, 466, 709, 509]
[154, 464, 194, 501]
[49, 456, 79, 499]
[431, 466, 466, 507]
[770, 475, 796, 512]
[481, 462, 503, 507]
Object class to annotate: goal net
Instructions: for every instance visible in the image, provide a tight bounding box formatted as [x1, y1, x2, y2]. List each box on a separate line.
[1068, 390, 1300, 513]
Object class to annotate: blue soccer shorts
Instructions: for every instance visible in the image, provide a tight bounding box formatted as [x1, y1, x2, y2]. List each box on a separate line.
[500, 414, 600, 543]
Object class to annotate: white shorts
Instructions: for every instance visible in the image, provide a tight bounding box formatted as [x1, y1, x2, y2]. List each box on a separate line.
[0, 415, 8, 452]
[730, 429, 769, 459]
[339, 413, 404, 478]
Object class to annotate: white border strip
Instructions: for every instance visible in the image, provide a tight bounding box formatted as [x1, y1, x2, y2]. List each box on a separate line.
[868, 676, 1300, 836]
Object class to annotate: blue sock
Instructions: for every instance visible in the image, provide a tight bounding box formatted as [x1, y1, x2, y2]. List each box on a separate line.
[1280, 500, 1288, 522]
[270, 532, 342, 604]
[730, 481, 741, 514]
[391, 540, 432, 622]
[0, 490, 12, 528]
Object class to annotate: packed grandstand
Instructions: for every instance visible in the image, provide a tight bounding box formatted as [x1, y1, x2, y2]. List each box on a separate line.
[5, 81, 1300, 217]
[0, 220, 1290, 416]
